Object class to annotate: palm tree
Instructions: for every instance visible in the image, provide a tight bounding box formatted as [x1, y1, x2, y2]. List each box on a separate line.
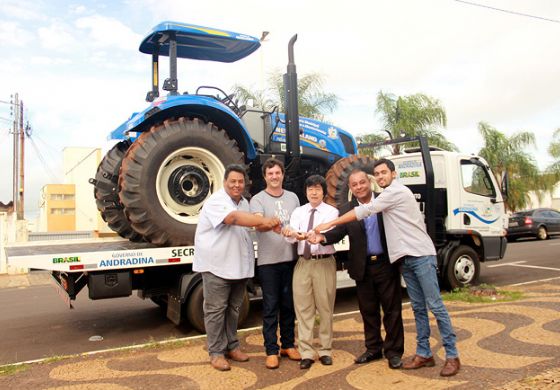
[477, 122, 543, 211]
[547, 128, 560, 175]
[363, 91, 456, 155]
[539, 128, 560, 200]
[232, 71, 338, 121]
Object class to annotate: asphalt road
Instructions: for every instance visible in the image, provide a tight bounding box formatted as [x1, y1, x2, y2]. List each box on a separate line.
[1, 237, 558, 366]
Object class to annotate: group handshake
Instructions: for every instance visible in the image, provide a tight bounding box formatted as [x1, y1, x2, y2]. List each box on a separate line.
[256, 216, 329, 245]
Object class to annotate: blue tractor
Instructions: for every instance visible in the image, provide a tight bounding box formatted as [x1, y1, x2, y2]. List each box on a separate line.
[92, 21, 368, 246]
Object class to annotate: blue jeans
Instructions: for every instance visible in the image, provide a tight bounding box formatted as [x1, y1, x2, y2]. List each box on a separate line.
[258, 261, 296, 355]
[401, 255, 458, 359]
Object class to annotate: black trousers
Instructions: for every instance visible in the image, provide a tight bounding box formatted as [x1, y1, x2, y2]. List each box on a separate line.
[355, 258, 404, 359]
[258, 261, 297, 355]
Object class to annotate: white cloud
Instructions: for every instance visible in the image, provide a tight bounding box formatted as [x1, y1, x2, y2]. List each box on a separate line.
[70, 5, 88, 15]
[75, 15, 143, 51]
[2, 0, 48, 21]
[30, 56, 73, 66]
[0, 21, 34, 47]
[38, 23, 77, 50]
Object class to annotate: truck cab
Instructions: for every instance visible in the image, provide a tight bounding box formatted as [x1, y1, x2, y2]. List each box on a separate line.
[391, 149, 508, 288]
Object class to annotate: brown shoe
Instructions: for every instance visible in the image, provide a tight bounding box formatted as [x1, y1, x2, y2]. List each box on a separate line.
[227, 348, 250, 362]
[210, 355, 231, 371]
[280, 348, 301, 361]
[402, 355, 436, 370]
[265, 354, 280, 369]
[440, 357, 461, 376]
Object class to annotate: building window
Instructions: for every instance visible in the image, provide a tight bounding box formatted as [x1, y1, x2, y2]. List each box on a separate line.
[50, 208, 75, 215]
[50, 194, 75, 201]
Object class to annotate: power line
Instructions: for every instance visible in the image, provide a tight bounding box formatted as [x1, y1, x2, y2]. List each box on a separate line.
[0, 99, 17, 105]
[33, 132, 61, 155]
[28, 136, 60, 183]
[454, 0, 560, 24]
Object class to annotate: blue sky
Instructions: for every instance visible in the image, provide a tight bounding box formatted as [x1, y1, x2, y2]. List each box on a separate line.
[1, 0, 559, 219]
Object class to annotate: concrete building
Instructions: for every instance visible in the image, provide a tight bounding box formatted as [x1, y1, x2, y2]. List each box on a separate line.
[63, 147, 106, 232]
[36, 147, 113, 234]
[527, 182, 560, 210]
[1, 206, 28, 274]
[38, 184, 76, 232]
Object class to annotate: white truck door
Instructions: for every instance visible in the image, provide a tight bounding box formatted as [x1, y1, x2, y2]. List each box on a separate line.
[455, 158, 505, 237]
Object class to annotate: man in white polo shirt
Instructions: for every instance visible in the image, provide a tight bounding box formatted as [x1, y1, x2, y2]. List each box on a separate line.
[194, 164, 281, 372]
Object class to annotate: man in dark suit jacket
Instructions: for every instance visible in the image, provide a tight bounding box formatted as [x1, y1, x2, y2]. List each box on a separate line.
[310, 169, 404, 369]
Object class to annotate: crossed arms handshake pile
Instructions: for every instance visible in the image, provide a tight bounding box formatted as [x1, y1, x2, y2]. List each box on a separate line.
[255, 216, 333, 245]
[280, 227, 326, 244]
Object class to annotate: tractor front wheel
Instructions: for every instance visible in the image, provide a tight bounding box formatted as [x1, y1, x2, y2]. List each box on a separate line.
[119, 117, 245, 246]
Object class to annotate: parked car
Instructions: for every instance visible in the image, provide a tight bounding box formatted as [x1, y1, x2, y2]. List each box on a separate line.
[507, 208, 560, 241]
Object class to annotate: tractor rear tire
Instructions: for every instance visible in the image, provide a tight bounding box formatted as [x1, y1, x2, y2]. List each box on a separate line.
[119, 117, 245, 246]
[325, 155, 379, 208]
[93, 140, 143, 241]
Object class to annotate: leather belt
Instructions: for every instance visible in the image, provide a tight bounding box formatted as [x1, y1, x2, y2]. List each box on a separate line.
[301, 254, 333, 260]
[368, 254, 384, 262]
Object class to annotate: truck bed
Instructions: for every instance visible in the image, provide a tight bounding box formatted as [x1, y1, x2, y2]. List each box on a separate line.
[5, 238, 195, 272]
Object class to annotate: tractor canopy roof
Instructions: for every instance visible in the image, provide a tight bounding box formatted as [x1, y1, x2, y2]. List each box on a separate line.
[139, 21, 261, 62]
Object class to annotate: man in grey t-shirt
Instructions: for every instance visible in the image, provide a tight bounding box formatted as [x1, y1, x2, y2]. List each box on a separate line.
[250, 158, 300, 369]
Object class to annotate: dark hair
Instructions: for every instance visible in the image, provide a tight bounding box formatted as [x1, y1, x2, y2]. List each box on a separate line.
[348, 168, 367, 182]
[373, 158, 395, 172]
[224, 164, 248, 181]
[304, 174, 327, 194]
[262, 158, 285, 176]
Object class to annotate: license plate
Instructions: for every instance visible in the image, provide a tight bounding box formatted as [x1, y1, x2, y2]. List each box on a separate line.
[509, 221, 518, 227]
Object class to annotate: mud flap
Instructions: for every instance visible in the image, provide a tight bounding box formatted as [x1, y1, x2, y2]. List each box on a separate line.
[167, 294, 182, 325]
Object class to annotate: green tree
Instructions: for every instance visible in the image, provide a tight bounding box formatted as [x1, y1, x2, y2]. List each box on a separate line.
[232, 71, 338, 121]
[547, 128, 560, 175]
[477, 122, 542, 211]
[539, 128, 560, 198]
[359, 91, 457, 155]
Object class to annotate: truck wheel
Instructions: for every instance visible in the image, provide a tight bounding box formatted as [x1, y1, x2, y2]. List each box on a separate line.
[119, 117, 245, 246]
[445, 245, 480, 289]
[93, 140, 143, 241]
[325, 155, 380, 207]
[536, 226, 548, 240]
[186, 282, 250, 333]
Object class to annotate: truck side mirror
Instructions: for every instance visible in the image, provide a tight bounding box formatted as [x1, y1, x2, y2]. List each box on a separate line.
[501, 171, 509, 201]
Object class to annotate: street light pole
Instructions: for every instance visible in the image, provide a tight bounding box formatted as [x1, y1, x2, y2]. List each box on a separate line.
[259, 31, 269, 92]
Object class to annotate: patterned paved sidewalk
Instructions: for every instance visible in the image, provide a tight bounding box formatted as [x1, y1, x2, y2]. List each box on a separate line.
[1, 279, 559, 389]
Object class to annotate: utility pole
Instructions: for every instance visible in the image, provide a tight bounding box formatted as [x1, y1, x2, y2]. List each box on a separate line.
[10, 93, 25, 220]
[11, 93, 19, 218]
[18, 99, 25, 220]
